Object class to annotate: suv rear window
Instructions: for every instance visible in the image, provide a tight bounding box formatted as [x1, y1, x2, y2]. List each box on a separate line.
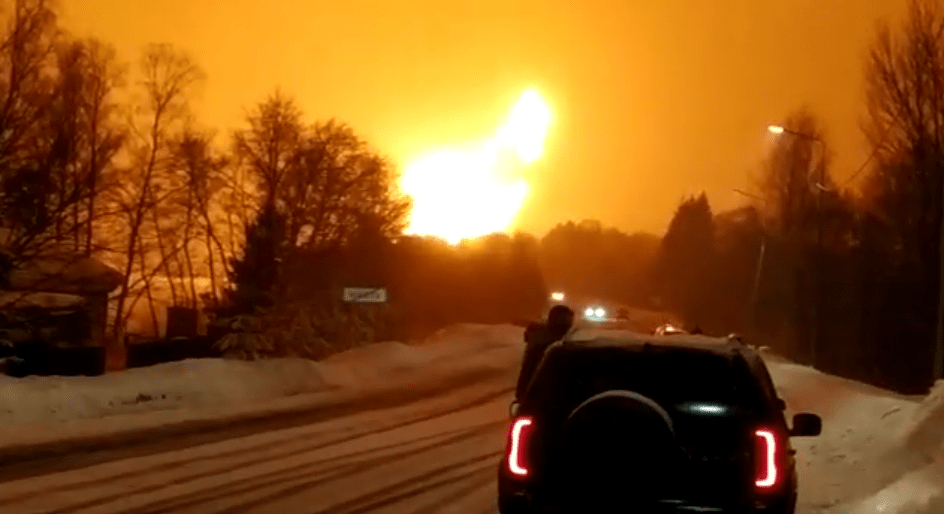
[527, 346, 757, 416]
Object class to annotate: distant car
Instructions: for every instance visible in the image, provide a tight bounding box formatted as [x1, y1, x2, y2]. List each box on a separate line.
[582, 305, 608, 322]
[499, 329, 822, 514]
[655, 323, 688, 336]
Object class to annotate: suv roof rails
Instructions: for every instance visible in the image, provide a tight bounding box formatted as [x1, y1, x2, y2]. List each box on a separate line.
[727, 333, 746, 346]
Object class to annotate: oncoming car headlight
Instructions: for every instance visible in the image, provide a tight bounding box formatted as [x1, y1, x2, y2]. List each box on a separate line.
[584, 306, 607, 321]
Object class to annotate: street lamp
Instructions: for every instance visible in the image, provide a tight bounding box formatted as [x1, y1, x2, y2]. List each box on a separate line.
[768, 125, 829, 191]
[734, 188, 767, 337]
[768, 124, 827, 369]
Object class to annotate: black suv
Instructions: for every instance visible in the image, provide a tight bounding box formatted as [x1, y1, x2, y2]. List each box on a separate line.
[499, 328, 821, 513]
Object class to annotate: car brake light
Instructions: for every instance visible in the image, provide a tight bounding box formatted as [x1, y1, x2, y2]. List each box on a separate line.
[508, 416, 534, 477]
[754, 429, 779, 488]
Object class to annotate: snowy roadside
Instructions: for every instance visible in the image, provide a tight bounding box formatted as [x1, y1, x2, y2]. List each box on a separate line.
[834, 380, 944, 514]
[4, 323, 944, 514]
[760, 350, 944, 514]
[0, 324, 525, 454]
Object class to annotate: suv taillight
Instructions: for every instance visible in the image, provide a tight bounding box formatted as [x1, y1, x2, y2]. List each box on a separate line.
[754, 428, 779, 489]
[507, 416, 534, 477]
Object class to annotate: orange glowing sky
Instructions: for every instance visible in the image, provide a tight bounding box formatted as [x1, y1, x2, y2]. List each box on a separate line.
[61, 0, 907, 237]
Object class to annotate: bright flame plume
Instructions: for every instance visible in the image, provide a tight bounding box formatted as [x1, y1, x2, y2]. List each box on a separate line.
[401, 89, 552, 244]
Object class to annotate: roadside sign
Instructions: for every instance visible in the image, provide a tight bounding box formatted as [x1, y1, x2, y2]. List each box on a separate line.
[342, 287, 388, 303]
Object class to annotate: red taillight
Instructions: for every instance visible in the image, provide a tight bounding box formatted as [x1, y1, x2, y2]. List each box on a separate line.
[508, 416, 534, 477]
[754, 428, 779, 489]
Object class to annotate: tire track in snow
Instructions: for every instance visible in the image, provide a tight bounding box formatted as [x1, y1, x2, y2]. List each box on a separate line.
[30, 421, 500, 514]
[0, 384, 512, 512]
[121, 423, 506, 514]
[400, 466, 497, 514]
[0, 365, 515, 484]
[302, 454, 501, 514]
[325, 462, 497, 514]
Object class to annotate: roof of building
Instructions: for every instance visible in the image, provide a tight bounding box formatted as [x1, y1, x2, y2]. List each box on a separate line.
[6, 254, 122, 295]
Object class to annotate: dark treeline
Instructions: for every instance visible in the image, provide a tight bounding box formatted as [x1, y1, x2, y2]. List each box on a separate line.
[0, 0, 413, 363]
[539, 219, 661, 308]
[648, 0, 944, 394]
[542, 0, 944, 395]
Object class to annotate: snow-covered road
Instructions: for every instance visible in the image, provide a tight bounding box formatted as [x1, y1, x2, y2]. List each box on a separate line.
[0, 370, 515, 514]
[0, 324, 941, 514]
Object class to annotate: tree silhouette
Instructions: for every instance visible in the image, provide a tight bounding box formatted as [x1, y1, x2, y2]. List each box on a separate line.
[104, 43, 203, 344]
[861, 0, 944, 383]
[656, 193, 715, 327]
[221, 201, 286, 317]
[233, 92, 411, 257]
[0, 2, 124, 266]
[539, 219, 660, 307]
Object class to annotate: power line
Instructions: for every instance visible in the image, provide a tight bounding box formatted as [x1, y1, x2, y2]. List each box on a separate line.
[844, 124, 892, 186]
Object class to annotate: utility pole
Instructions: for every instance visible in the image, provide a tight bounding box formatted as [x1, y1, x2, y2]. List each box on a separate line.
[751, 236, 767, 333]
[767, 125, 826, 369]
[813, 144, 826, 370]
[734, 189, 767, 338]
[935, 177, 944, 381]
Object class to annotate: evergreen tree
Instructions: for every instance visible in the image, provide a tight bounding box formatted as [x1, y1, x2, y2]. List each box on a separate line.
[657, 193, 716, 326]
[221, 201, 287, 316]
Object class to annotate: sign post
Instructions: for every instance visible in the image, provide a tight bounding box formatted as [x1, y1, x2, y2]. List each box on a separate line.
[342, 287, 388, 304]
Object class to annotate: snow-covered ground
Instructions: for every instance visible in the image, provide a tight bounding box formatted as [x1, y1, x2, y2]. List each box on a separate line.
[759, 353, 944, 514]
[0, 324, 523, 449]
[0, 324, 943, 514]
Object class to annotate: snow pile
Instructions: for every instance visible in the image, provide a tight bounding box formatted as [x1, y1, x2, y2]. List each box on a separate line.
[840, 380, 944, 514]
[313, 324, 524, 391]
[0, 323, 525, 426]
[761, 360, 919, 512]
[0, 358, 333, 424]
[897, 380, 944, 464]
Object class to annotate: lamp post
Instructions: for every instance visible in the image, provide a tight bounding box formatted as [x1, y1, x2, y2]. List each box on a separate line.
[734, 188, 767, 337]
[937, 179, 944, 381]
[767, 125, 826, 369]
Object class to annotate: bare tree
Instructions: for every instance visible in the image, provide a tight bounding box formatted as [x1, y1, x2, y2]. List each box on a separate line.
[287, 119, 411, 252]
[0, 0, 125, 283]
[53, 37, 125, 256]
[105, 43, 202, 347]
[171, 129, 229, 306]
[862, 0, 944, 380]
[864, 0, 944, 266]
[756, 109, 832, 238]
[232, 91, 410, 253]
[0, 0, 64, 262]
[750, 109, 838, 362]
[232, 89, 304, 207]
[222, 91, 410, 313]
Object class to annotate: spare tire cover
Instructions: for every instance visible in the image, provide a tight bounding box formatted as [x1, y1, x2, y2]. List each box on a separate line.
[557, 390, 681, 508]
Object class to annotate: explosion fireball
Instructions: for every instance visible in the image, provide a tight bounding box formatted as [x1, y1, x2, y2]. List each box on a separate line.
[400, 89, 552, 244]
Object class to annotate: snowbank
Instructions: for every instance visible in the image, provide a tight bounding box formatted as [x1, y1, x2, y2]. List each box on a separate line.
[0, 358, 334, 424]
[839, 380, 944, 514]
[763, 360, 921, 512]
[0, 324, 525, 427]
[769, 357, 944, 514]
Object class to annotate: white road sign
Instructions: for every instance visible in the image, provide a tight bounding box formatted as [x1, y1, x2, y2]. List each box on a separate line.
[342, 287, 388, 303]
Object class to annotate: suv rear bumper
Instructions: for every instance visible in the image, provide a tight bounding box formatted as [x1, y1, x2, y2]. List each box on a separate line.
[499, 494, 780, 514]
